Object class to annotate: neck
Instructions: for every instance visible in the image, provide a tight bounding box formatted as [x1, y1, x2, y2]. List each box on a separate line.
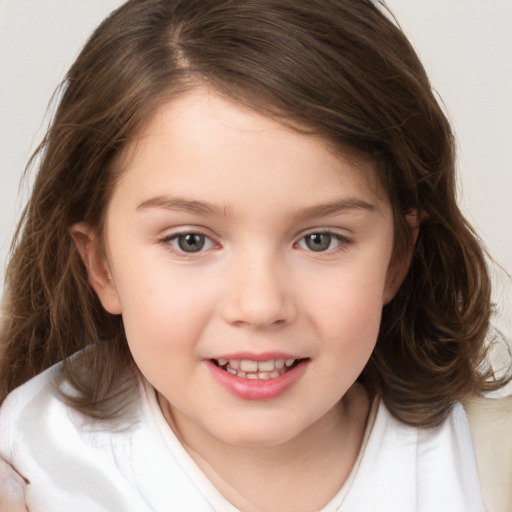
[160, 385, 370, 512]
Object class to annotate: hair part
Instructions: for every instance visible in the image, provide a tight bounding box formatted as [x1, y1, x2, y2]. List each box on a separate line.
[0, 0, 506, 427]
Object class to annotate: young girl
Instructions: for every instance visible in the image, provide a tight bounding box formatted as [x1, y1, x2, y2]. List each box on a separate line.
[0, 0, 508, 510]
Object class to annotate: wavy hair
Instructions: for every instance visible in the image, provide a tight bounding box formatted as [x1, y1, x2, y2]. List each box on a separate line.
[0, 0, 506, 426]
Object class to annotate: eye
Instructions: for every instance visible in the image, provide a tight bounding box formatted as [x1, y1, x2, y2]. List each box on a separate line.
[297, 232, 348, 252]
[164, 232, 216, 253]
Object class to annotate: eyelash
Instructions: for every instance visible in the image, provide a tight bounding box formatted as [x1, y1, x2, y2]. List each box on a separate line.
[295, 230, 352, 253]
[158, 229, 352, 256]
[159, 231, 217, 255]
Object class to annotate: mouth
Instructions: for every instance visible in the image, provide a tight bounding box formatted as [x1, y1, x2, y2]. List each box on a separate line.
[211, 357, 303, 380]
[208, 355, 309, 400]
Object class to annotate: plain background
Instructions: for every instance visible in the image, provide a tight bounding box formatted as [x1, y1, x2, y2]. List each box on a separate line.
[0, 0, 511, 341]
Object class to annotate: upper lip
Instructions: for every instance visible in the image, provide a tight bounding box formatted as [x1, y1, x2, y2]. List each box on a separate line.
[209, 352, 303, 362]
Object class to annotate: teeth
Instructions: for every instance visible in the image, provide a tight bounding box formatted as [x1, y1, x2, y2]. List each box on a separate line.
[216, 357, 300, 380]
[239, 360, 258, 372]
[257, 360, 275, 372]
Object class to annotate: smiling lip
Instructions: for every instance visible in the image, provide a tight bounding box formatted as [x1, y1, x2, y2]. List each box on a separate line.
[206, 352, 309, 400]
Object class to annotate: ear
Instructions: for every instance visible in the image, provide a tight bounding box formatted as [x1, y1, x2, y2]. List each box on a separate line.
[69, 223, 122, 315]
[383, 210, 421, 305]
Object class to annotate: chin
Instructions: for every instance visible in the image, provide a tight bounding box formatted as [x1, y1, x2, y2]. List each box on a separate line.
[208, 414, 311, 448]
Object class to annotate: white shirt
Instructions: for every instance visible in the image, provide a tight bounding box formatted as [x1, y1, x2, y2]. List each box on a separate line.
[0, 362, 485, 511]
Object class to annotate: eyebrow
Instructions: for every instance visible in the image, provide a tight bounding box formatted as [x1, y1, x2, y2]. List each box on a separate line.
[136, 195, 377, 218]
[297, 198, 377, 220]
[136, 196, 230, 216]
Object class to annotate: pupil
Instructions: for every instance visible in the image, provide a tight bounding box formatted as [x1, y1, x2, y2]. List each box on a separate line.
[178, 234, 205, 252]
[306, 233, 331, 252]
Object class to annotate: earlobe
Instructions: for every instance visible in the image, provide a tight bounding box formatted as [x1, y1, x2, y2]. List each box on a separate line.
[383, 210, 421, 305]
[69, 223, 122, 315]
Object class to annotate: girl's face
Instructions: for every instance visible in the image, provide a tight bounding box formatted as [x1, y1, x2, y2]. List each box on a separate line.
[80, 89, 402, 448]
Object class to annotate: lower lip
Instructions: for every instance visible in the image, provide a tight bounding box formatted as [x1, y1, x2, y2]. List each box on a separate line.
[206, 359, 308, 401]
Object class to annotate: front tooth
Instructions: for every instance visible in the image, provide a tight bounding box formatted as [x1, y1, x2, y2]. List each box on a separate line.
[258, 360, 275, 372]
[246, 373, 258, 380]
[240, 360, 258, 372]
[285, 359, 296, 367]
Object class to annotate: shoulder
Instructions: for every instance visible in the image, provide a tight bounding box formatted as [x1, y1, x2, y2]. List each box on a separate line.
[0, 364, 64, 509]
[0, 364, 225, 511]
[0, 357, 143, 454]
[341, 400, 485, 512]
[0, 362, 152, 510]
[0, 363, 64, 458]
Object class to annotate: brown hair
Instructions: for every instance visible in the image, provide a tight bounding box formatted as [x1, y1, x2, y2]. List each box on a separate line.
[0, 0, 506, 426]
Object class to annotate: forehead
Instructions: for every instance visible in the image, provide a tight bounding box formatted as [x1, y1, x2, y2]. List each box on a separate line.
[112, 88, 388, 214]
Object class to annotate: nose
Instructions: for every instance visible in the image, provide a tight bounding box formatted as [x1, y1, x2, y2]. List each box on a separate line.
[220, 251, 297, 328]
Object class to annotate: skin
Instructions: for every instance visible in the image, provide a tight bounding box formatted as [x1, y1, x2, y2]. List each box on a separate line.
[72, 88, 415, 511]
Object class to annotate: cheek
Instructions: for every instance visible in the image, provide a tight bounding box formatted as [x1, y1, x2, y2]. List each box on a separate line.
[308, 258, 388, 321]
[303, 256, 390, 357]
[322, 289, 382, 355]
[111, 255, 218, 361]
[313, 290, 382, 391]
[118, 278, 213, 389]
